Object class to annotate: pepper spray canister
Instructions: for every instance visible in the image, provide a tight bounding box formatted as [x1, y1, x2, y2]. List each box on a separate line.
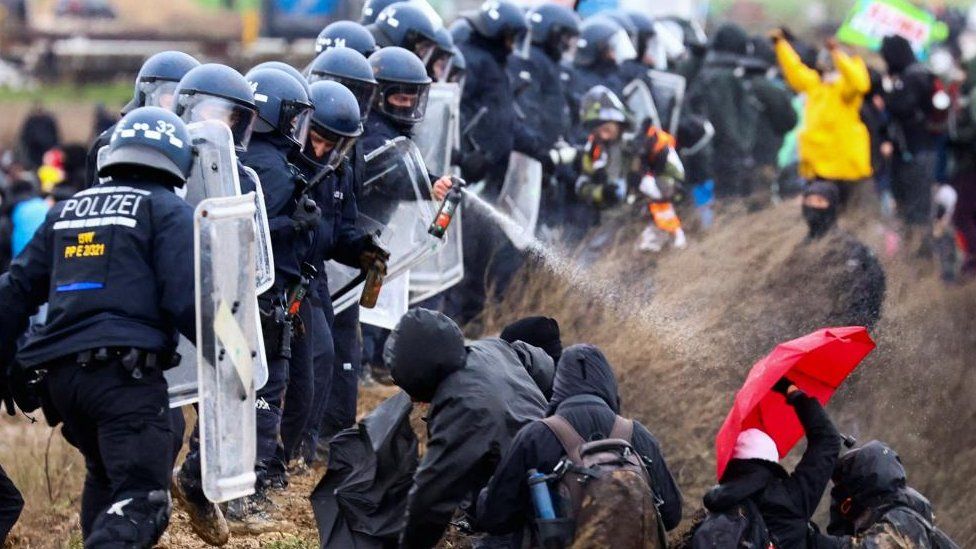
[428, 176, 465, 239]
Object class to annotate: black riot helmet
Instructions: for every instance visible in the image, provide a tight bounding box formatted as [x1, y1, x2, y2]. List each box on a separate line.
[465, 0, 528, 52]
[307, 47, 378, 120]
[250, 61, 311, 97]
[600, 11, 638, 47]
[626, 11, 656, 60]
[360, 0, 400, 25]
[174, 63, 258, 153]
[574, 16, 635, 67]
[99, 107, 194, 185]
[369, 46, 432, 125]
[124, 50, 200, 113]
[304, 81, 364, 170]
[315, 20, 377, 57]
[369, 2, 439, 61]
[525, 3, 580, 61]
[244, 67, 314, 149]
[428, 26, 456, 81]
[449, 17, 472, 43]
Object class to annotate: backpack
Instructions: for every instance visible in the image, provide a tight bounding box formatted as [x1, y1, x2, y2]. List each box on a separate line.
[690, 500, 774, 549]
[880, 505, 959, 549]
[541, 414, 667, 549]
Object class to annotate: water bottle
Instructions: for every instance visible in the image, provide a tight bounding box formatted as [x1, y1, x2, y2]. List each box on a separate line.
[428, 177, 465, 239]
[527, 469, 556, 520]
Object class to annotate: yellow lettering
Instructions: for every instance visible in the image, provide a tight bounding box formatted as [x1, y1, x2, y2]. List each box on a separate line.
[77, 232, 94, 244]
[64, 246, 76, 258]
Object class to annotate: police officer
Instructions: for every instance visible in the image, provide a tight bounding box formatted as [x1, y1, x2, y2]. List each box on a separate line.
[427, 26, 456, 81]
[509, 3, 580, 228]
[314, 20, 377, 57]
[0, 107, 196, 547]
[307, 46, 379, 123]
[228, 67, 315, 531]
[169, 61, 259, 547]
[85, 51, 200, 187]
[566, 16, 632, 137]
[293, 81, 386, 464]
[359, 0, 400, 25]
[367, 2, 440, 62]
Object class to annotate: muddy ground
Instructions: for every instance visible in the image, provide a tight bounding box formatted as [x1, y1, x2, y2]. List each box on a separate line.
[2, 195, 975, 548]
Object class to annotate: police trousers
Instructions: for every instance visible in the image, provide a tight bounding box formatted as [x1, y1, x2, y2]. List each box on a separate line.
[43, 359, 173, 547]
[0, 463, 23, 544]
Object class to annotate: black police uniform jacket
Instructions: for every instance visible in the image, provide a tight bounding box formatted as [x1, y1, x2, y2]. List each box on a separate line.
[508, 45, 573, 150]
[703, 392, 842, 549]
[476, 344, 683, 541]
[0, 176, 195, 369]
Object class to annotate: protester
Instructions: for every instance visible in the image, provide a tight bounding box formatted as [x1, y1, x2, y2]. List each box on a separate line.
[384, 308, 547, 548]
[773, 32, 872, 206]
[817, 441, 959, 548]
[477, 344, 682, 546]
[0, 464, 22, 545]
[17, 103, 60, 170]
[692, 378, 841, 549]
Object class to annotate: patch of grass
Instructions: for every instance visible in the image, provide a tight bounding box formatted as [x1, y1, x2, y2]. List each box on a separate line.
[261, 535, 317, 549]
[0, 81, 132, 106]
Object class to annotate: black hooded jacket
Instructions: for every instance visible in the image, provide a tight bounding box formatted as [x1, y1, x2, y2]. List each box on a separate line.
[881, 35, 936, 154]
[814, 441, 957, 548]
[703, 393, 841, 549]
[476, 344, 682, 541]
[385, 309, 547, 549]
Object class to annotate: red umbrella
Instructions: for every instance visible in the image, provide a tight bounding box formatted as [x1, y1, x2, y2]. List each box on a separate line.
[715, 326, 876, 480]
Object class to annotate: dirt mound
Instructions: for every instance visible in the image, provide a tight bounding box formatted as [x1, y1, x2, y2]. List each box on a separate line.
[481, 197, 976, 545]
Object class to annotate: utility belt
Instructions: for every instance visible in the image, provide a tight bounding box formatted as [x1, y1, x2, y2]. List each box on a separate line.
[260, 264, 317, 359]
[74, 347, 180, 379]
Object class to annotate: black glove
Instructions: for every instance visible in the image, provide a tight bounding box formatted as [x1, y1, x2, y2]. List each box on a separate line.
[772, 377, 794, 396]
[1, 372, 15, 416]
[291, 195, 322, 232]
[459, 149, 489, 183]
[359, 235, 390, 275]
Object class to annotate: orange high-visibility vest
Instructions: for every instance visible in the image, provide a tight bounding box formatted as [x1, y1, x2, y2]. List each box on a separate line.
[649, 202, 681, 234]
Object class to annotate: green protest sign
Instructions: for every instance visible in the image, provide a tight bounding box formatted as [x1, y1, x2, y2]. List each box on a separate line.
[837, 0, 949, 53]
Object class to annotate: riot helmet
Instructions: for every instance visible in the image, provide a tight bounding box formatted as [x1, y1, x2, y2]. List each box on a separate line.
[250, 61, 311, 97]
[174, 64, 258, 153]
[304, 81, 364, 170]
[446, 45, 466, 88]
[465, 0, 528, 53]
[428, 27, 456, 81]
[449, 17, 473, 44]
[360, 0, 401, 25]
[99, 107, 194, 185]
[369, 2, 439, 61]
[525, 3, 580, 61]
[315, 20, 377, 56]
[244, 67, 314, 149]
[575, 17, 635, 67]
[369, 46, 432, 125]
[580, 85, 630, 131]
[125, 50, 200, 113]
[307, 47, 378, 120]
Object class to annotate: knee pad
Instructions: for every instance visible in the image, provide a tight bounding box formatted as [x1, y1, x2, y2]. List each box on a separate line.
[84, 490, 171, 548]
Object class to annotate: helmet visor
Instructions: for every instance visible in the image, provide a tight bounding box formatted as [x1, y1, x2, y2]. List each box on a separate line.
[652, 22, 686, 67]
[427, 47, 454, 82]
[376, 82, 430, 124]
[178, 94, 257, 151]
[279, 99, 314, 148]
[140, 80, 180, 110]
[305, 125, 357, 170]
[308, 74, 378, 119]
[608, 29, 637, 63]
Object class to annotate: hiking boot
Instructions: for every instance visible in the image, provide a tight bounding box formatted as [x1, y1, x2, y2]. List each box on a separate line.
[171, 471, 229, 546]
[225, 492, 292, 535]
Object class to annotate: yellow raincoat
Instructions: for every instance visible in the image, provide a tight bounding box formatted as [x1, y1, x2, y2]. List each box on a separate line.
[775, 40, 872, 182]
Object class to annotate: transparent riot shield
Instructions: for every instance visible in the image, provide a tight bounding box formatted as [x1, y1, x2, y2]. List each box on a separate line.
[409, 205, 464, 305]
[496, 152, 542, 251]
[165, 121, 270, 407]
[358, 273, 410, 330]
[412, 83, 460, 178]
[623, 79, 662, 130]
[194, 195, 259, 503]
[647, 70, 687, 136]
[328, 137, 438, 314]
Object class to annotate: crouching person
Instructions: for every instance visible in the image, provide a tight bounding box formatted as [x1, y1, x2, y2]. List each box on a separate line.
[385, 309, 548, 548]
[692, 380, 841, 549]
[477, 344, 682, 548]
[816, 441, 959, 548]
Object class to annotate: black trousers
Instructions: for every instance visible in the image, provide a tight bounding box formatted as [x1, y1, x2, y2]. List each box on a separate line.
[43, 359, 173, 547]
[0, 463, 23, 544]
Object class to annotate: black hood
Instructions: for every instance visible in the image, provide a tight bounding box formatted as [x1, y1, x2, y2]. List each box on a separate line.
[881, 35, 916, 74]
[833, 440, 907, 505]
[711, 23, 750, 56]
[500, 316, 562, 365]
[508, 340, 555, 399]
[704, 458, 788, 512]
[385, 308, 467, 403]
[547, 344, 620, 415]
